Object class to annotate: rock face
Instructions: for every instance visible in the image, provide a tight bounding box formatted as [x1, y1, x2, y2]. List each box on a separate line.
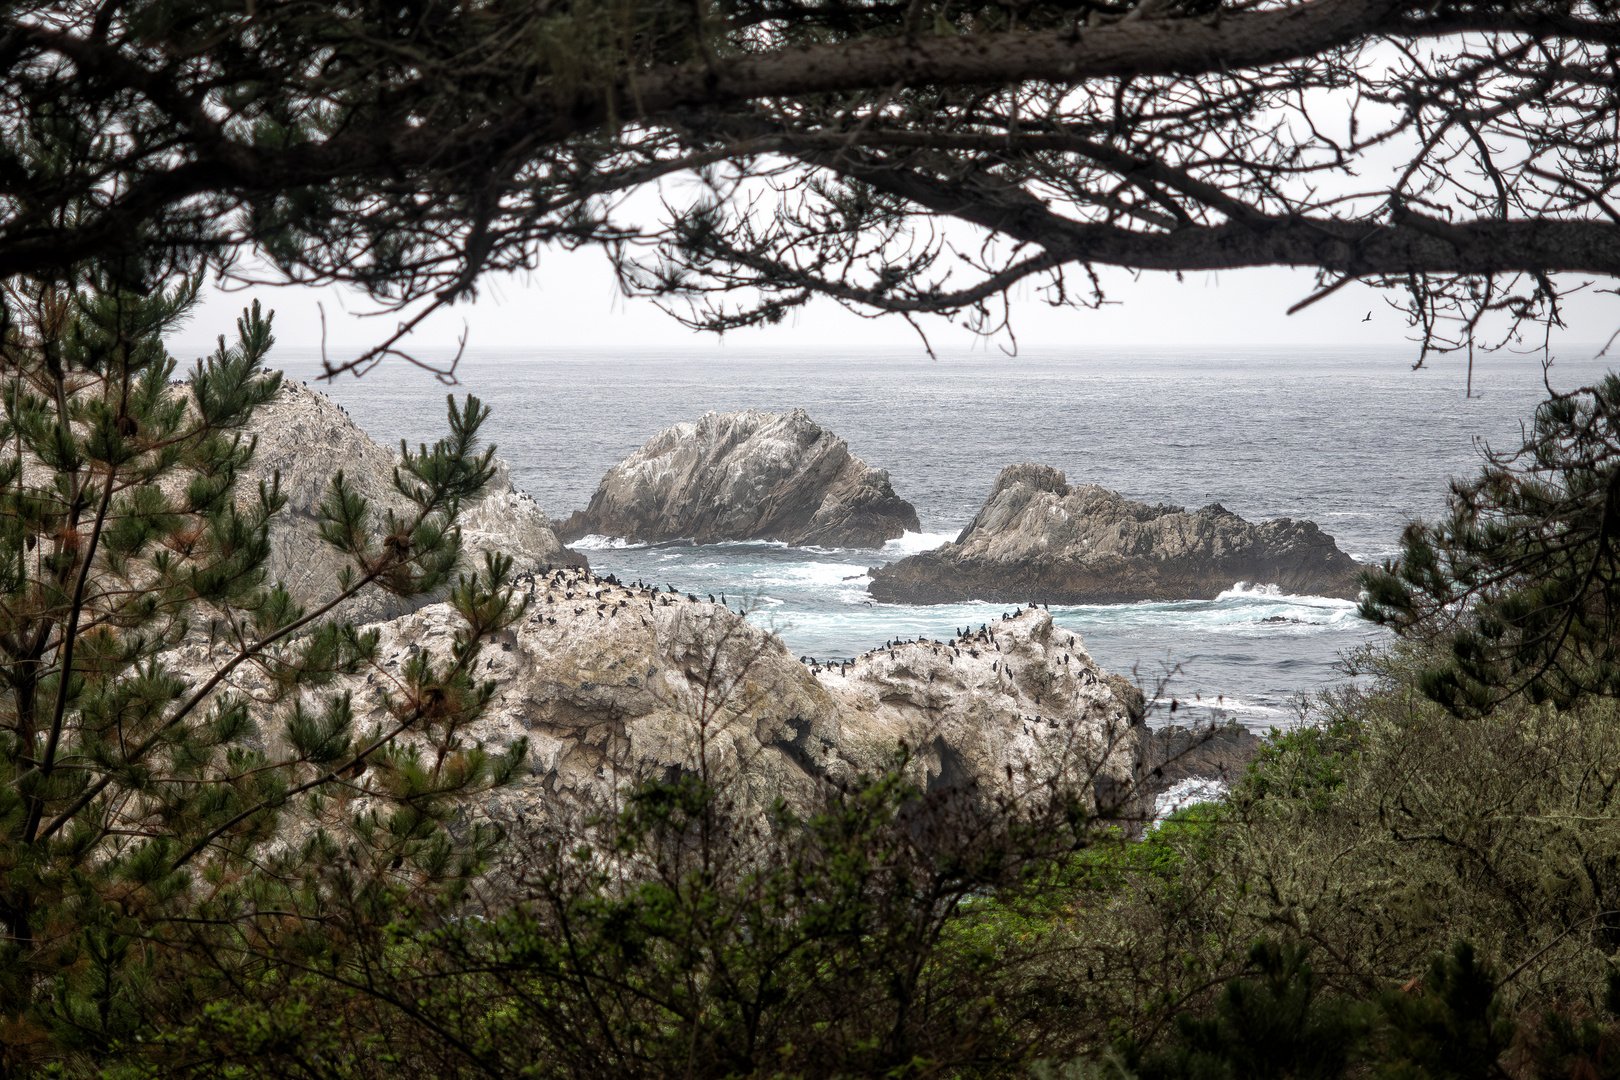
[808, 604, 1147, 814]
[334, 570, 1145, 824]
[243, 381, 587, 626]
[1145, 723, 1263, 793]
[868, 463, 1364, 605]
[557, 409, 920, 548]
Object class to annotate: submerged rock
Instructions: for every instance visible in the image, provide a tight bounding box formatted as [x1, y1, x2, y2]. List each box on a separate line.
[557, 409, 920, 549]
[327, 571, 1145, 824]
[243, 381, 586, 627]
[868, 463, 1364, 605]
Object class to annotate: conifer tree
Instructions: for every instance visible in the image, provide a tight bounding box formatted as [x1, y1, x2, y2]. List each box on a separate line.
[0, 273, 528, 1073]
[1361, 374, 1620, 713]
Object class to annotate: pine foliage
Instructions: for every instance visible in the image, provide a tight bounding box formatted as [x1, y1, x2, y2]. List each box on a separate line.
[0, 277, 528, 1073]
[1363, 374, 1620, 713]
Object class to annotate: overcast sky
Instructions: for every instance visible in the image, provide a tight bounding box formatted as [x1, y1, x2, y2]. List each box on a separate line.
[166, 241, 1617, 364]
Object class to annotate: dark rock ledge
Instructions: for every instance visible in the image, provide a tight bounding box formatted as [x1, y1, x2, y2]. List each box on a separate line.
[868, 463, 1363, 605]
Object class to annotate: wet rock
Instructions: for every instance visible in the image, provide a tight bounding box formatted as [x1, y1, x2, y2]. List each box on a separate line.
[557, 409, 919, 549]
[1145, 722, 1263, 793]
[868, 464, 1363, 605]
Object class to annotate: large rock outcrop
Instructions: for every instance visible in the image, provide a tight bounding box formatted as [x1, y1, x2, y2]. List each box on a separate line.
[557, 409, 920, 548]
[243, 380, 587, 626]
[316, 569, 1145, 824]
[868, 464, 1364, 605]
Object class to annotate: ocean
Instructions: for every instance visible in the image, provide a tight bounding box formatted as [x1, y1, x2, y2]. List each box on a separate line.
[268, 344, 1614, 731]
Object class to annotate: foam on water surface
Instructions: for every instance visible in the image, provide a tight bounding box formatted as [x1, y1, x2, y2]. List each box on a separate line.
[584, 532, 1375, 730]
[569, 534, 642, 551]
[1153, 778, 1229, 825]
[883, 530, 958, 555]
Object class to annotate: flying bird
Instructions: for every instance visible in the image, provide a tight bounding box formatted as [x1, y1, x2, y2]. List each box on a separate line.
[1361, 312, 1372, 322]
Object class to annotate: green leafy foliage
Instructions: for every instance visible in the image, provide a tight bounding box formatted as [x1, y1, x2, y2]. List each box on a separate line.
[1130, 942, 1371, 1080]
[122, 687, 1127, 1080]
[1074, 941, 1591, 1080]
[1378, 943, 1515, 1080]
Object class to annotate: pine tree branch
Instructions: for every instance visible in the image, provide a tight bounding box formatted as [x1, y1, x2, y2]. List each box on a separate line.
[35, 550, 404, 843]
[20, 456, 117, 842]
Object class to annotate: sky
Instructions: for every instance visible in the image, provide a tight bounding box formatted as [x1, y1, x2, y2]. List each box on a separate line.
[166, 240, 1618, 365]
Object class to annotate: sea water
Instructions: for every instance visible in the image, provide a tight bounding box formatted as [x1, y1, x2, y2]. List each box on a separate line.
[270, 344, 1615, 730]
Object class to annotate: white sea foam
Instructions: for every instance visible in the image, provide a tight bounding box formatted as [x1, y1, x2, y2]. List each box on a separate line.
[570, 534, 643, 551]
[1211, 582, 1363, 625]
[736, 561, 873, 590]
[708, 538, 791, 549]
[1146, 694, 1297, 731]
[882, 530, 958, 556]
[1216, 581, 1285, 599]
[1152, 778, 1228, 824]
[1213, 581, 1362, 603]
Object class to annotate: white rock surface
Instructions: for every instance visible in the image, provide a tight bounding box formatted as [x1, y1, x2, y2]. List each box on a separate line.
[338, 570, 1147, 824]
[243, 380, 586, 626]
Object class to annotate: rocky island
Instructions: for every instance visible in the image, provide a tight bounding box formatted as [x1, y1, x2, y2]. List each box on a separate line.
[200, 394, 1144, 826]
[326, 575, 1147, 822]
[869, 463, 1364, 605]
[558, 409, 919, 548]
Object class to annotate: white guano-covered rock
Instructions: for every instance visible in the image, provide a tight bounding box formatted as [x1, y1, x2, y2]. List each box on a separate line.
[339, 570, 1145, 824]
[810, 605, 1145, 809]
[244, 380, 586, 627]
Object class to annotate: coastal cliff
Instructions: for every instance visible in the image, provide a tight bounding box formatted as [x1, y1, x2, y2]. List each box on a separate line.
[869, 463, 1364, 605]
[558, 409, 920, 548]
[244, 381, 586, 626]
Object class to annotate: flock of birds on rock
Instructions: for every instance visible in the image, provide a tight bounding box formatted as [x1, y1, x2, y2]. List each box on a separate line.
[792, 602, 1086, 681]
[508, 573, 1088, 681]
[409, 569, 1115, 739]
[510, 567, 754, 630]
[785, 604, 1106, 738]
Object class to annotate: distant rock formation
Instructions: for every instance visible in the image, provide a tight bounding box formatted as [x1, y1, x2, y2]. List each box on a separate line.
[868, 463, 1364, 605]
[557, 409, 920, 549]
[286, 571, 1147, 824]
[242, 381, 586, 626]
